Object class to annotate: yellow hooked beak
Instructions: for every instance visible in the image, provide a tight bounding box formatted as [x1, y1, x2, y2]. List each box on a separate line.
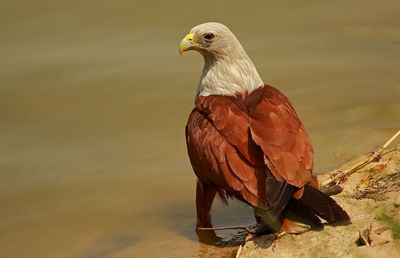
[179, 33, 198, 55]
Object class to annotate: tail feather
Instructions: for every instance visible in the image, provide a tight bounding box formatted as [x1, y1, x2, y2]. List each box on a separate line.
[298, 185, 350, 223]
[285, 198, 323, 227]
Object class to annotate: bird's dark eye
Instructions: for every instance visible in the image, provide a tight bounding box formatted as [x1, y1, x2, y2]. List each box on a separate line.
[203, 33, 214, 40]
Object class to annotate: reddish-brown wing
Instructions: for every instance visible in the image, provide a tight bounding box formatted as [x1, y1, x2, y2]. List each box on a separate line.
[247, 85, 314, 187]
[186, 96, 266, 207]
[194, 95, 264, 167]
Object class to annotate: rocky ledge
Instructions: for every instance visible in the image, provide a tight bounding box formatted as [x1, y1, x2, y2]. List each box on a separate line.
[238, 144, 400, 258]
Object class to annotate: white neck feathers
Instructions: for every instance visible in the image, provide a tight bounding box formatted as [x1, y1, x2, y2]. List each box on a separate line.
[196, 55, 264, 96]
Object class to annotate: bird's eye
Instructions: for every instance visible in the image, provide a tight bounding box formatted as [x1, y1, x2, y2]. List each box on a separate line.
[203, 33, 214, 40]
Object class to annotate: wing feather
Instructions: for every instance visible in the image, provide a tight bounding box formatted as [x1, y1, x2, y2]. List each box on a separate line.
[247, 85, 313, 187]
[186, 108, 260, 206]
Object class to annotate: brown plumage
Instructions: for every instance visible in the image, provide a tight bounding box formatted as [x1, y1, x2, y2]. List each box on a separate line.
[180, 22, 349, 233]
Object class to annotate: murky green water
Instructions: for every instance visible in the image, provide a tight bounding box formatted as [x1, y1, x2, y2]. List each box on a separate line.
[1, 1, 399, 257]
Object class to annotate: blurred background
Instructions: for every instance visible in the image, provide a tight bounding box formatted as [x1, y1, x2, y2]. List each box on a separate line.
[1, 0, 399, 257]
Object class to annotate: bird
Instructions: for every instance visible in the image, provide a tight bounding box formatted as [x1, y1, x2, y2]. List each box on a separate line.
[179, 22, 350, 235]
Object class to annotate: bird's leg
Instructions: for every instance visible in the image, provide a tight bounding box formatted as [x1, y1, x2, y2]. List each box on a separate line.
[196, 180, 216, 228]
[195, 181, 220, 243]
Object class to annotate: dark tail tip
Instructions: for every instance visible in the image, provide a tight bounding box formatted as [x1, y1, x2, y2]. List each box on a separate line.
[299, 185, 350, 223]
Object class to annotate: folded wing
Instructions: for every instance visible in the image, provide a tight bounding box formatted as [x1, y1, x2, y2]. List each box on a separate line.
[247, 85, 314, 187]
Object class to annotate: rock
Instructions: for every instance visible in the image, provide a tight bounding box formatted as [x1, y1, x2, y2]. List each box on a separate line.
[239, 145, 400, 257]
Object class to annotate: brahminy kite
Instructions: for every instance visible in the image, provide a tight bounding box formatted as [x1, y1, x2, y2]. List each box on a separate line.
[179, 22, 349, 234]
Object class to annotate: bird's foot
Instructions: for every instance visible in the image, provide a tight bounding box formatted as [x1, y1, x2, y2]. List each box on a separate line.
[196, 226, 222, 244]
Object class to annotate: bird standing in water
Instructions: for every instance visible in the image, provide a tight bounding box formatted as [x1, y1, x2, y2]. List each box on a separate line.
[179, 22, 349, 235]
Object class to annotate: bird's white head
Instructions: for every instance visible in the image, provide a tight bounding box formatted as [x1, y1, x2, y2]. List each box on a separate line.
[179, 22, 264, 97]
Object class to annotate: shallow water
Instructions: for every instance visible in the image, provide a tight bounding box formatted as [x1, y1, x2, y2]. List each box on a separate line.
[1, 1, 400, 257]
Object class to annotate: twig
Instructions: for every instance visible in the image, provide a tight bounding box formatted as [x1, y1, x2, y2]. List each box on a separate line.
[198, 226, 254, 233]
[321, 129, 400, 188]
[235, 234, 252, 258]
[358, 225, 372, 246]
[235, 242, 243, 258]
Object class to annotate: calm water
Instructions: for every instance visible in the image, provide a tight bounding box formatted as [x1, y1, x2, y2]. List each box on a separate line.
[1, 1, 400, 257]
